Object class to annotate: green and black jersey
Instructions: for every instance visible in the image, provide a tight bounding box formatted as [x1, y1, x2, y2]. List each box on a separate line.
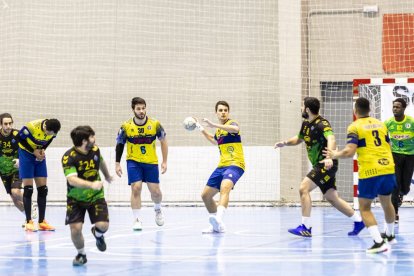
[385, 115, 414, 155]
[0, 129, 19, 176]
[298, 115, 337, 167]
[62, 145, 104, 202]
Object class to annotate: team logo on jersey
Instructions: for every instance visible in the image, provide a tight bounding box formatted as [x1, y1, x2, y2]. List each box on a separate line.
[228, 174, 233, 178]
[406, 123, 411, 129]
[63, 155, 69, 164]
[227, 146, 234, 153]
[147, 126, 152, 130]
[11, 139, 15, 143]
[311, 126, 314, 131]
[94, 155, 98, 161]
[378, 158, 390, 165]
[84, 170, 97, 179]
[304, 136, 310, 142]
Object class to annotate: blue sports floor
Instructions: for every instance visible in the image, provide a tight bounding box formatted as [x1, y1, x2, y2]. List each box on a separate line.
[1, 206, 414, 276]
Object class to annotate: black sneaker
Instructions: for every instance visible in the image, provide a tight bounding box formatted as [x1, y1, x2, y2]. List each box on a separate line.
[381, 232, 397, 245]
[73, 254, 87, 266]
[366, 240, 388, 254]
[91, 226, 107, 252]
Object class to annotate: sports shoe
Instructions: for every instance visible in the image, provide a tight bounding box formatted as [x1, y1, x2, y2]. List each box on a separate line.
[31, 203, 38, 220]
[91, 226, 106, 252]
[381, 233, 397, 245]
[132, 219, 142, 231]
[72, 254, 87, 266]
[366, 240, 388, 254]
[38, 220, 55, 231]
[202, 224, 226, 234]
[348, 221, 365, 236]
[395, 214, 399, 224]
[209, 216, 224, 232]
[155, 209, 164, 226]
[288, 224, 312, 237]
[24, 220, 38, 232]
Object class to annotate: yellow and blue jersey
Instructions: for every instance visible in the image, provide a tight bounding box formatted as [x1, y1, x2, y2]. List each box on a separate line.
[347, 117, 395, 179]
[214, 119, 245, 170]
[116, 117, 166, 164]
[19, 119, 56, 154]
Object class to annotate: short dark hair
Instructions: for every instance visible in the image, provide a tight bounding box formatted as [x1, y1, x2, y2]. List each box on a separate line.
[355, 97, 370, 115]
[131, 97, 146, 109]
[45, 119, 61, 134]
[0, 113, 13, 124]
[215, 101, 230, 112]
[70, 125, 95, 147]
[393, 98, 407, 108]
[303, 97, 320, 114]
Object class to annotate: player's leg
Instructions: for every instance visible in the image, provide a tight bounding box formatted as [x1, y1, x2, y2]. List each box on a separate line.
[201, 185, 219, 233]
[19, 149, 36, 229]
[209, 179, 233, 233]
[324, 188, 364, 236]
[89, 198, 109, 252]
[127, 160, 144, 230]
[391, 153, 403, 222]
[2, 175, 24, 212]
[358, 177, 388, 253]
[35, 177, 54, 231]
[66, 199, 87, 266]
[144, 163, 163, 226]
[378, 194, 396, 244]
[10, 188, 24, 212]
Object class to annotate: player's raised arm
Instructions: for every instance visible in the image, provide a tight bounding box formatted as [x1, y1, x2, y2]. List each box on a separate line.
[203, 118, 239, 133]
[274, 135, 303, 149]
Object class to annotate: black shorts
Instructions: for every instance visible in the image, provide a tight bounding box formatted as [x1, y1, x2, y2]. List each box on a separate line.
[1, 174, 22, 194]
[65, 198, 109, 225]
[307, 164, 338, 194]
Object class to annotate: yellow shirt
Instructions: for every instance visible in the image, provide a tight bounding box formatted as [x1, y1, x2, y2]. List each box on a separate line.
[347, 117, 395, 179]
[19, 119, 56, 154]
[117, 117, 166, 164]
[215, 119, 245, 170]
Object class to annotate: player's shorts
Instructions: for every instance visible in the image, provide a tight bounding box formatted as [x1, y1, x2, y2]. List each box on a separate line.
[18, 149, 47, 179]
[307, 164, 338, 194]
[358, 174, 397, 200]
[65, 197, 109, 225]
[207, 165, 244, 190]
[1, 173, 22, 194]
[126, 160, 159, 185]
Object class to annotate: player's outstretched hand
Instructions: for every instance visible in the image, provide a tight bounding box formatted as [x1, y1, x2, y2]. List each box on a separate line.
[91, 181, 104, 190]
[274, 141, 286, 149]
[202, 118, 215, 128]
[322, 147, 338, 160]
[115, 162, 122, 177]
[319, 158, 333, 170]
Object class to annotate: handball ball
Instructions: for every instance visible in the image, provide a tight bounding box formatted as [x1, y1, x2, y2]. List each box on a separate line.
[183, 117, 197, 131]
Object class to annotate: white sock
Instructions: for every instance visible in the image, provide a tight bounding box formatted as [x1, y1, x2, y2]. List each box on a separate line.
[302, 216, 311, 228]
[77, 248, 86, 255]
[132, 209, 141, 220]
[386, 223, 395, 236]
[94, 227, 103, 238]
[368, 225, 383, 243]
[217, 205, 226, 220]
[209, 213, 216, 218]
[350, 212, 362, 222]
[154, 203, 161, 211]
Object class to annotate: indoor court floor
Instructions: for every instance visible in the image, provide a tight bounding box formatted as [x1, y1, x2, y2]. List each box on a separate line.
[0, 206, 413, 275]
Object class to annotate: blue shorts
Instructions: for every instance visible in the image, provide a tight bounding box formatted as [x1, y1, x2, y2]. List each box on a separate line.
[358, 174, 397, 200]
[18, 148, 48, 179]
[127, 160, 159, 185]
[207, 166, 244, 190]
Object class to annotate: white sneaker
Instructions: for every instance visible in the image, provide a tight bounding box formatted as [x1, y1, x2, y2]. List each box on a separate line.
[31, 203, 38, 220]
[202, 225, 214, 234]
[132, 219, 142, 231]
[208, 216, 226, 233]
[155, 209, 164, 226]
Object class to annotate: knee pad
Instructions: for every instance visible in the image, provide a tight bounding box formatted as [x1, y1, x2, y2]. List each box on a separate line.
[37, 185, 48, 197]
[23, 186, 33, 198]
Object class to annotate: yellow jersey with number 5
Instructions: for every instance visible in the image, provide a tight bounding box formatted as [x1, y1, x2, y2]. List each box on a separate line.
[116, 117, 166, 164]
[347, 117, 394, 179]
[214, 119, 245, 170]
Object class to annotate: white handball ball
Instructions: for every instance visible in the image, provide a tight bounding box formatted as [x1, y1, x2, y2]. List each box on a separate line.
[183, 117, 197, 131]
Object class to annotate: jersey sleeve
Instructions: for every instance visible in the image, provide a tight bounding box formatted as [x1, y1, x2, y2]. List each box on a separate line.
[347, 123, 359, 145]
[320, 120, 334, 138]
[156, 122, 167, 140]
[116, 125, 127, 144]
[62, 153, 77, 178]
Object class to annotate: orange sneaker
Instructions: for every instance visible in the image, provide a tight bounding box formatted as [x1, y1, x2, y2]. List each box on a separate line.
[24, 220, 38, 232]
[38, 220, 55, 231]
